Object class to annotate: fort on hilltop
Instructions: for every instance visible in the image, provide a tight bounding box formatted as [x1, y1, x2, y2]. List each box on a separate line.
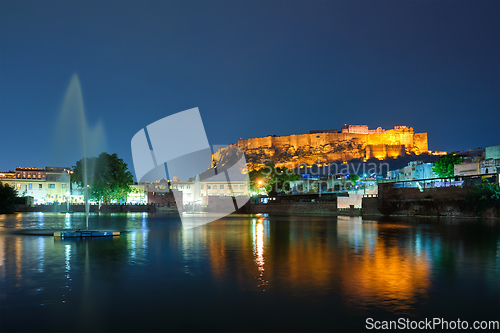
[214, 125, 428, 171]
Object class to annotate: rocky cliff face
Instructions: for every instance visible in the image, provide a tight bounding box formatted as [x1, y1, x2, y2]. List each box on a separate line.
[214, 127, 428, 171]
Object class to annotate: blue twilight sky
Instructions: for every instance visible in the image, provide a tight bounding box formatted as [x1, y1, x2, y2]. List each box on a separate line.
[0, 0, 498, 176]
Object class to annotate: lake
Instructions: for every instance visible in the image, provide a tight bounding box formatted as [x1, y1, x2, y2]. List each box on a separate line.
[0, 213, 499, 332]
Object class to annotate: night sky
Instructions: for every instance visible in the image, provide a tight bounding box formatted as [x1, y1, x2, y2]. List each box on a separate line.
[1, 0, 498, 176]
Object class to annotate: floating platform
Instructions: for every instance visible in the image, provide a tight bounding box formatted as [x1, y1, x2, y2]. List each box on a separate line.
[54, 230, 120, 238]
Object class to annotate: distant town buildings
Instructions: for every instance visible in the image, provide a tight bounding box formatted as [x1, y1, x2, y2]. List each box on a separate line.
[143, 175, 249, 207]
[0, 166, 71, 204]
[454, 145, 500, 177]
[387, 161, 438, 182]
[0, 165, 250, 208]
[1, 145, 498, 208]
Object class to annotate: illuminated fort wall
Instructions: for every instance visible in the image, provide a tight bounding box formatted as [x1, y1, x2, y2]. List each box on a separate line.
[229, 126, 428, 170]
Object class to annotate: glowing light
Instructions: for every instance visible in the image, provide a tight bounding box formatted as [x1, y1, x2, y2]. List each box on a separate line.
[256, 221, 264, 269]
[253, 218, 268, 289]
[65, 244, 71, 272]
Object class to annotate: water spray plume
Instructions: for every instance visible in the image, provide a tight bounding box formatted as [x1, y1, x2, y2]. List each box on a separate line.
[53, 74, 107, 231]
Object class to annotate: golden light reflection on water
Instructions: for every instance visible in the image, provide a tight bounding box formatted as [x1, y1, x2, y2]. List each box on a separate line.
[208, 230, 226, 278]
[15, 213, 22, 229]
[253, 218, 267, 288]
[15, 237, 21, 285]
[2, 214, 498, 321]
[283, 224, 337, 291]
[0, 237, 4, 280]
[341, 223, 430, 314]
[205, 217, 430, 314]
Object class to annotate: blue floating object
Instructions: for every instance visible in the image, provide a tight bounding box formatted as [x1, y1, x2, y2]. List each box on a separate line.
[54, 231, 120, 238]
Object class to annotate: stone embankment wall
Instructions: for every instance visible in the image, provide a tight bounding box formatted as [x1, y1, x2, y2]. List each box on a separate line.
[16, 204, 157, 213]
[363, 185, 499, 219]
[249, 201, 339, 215]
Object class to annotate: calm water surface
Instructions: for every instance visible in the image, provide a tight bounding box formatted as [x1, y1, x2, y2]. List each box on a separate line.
[0, 213, 498, 332]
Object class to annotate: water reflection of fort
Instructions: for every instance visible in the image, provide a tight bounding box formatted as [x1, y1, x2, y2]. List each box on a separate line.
[204, 216, 432, 313]
[338, 218, 430, 313]
[0, 214, 498, 316]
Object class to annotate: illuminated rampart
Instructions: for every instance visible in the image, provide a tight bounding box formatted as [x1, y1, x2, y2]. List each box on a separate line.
[216, 126, 428, 171]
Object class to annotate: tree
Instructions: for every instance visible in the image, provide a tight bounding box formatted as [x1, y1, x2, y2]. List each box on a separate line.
[433, 153, 463, 178]
[464, 182, 500, 217]
[0, 182, 18, 213]
[72, 152, 134, 203]
[248, 162, 300, 195]
[348, 174, 360, 184]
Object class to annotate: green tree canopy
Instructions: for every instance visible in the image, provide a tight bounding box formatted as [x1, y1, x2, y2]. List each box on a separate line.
[464, 182, 500, 217]
[248, 162, 300, 196]
[0, 182, 18, 213]
[433, 153, 463, 178]
[348, 174, 360, 184]
[72, 152, 134, 203]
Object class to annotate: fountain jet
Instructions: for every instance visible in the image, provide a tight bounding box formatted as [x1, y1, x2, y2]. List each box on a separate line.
[52, 74, 107, 232]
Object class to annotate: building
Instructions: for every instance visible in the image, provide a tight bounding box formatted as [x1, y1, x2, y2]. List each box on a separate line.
[1, 166, 71, 204]
[140, 175, 250, 209]
[482, 145, 500, 177]
[0, 171, 15, 181]
[341, 124, 386, 134]
[485, 145, 500, 160]
[127, 183, 148, 204]
[387, 161, 437, 181]
[454, 148, 485, 177]
[229, 124, 429, 170]
[145, 179, 181, 209]
[454, 161, 481, 177]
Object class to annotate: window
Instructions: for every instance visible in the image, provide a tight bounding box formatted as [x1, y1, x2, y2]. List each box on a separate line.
[240, 185, 245, 188]
[16, 184, 21, 190]
[48, 184, 55, 189]
[173, 185, 177, 189]
[213, 185, 217, 189]
[28, 184, 32, 190]
[207, 185, 211, 189]
[201, 185, 204, 189]
[220, 185, 224, 189]
[187, 185, 191, 189]
[62, 184, 68, 189]
[39, 184, 43, 189]
[180, 185, 184, 189]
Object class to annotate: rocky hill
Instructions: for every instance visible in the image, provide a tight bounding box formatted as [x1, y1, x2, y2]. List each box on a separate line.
[213, 126, 428, 171]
